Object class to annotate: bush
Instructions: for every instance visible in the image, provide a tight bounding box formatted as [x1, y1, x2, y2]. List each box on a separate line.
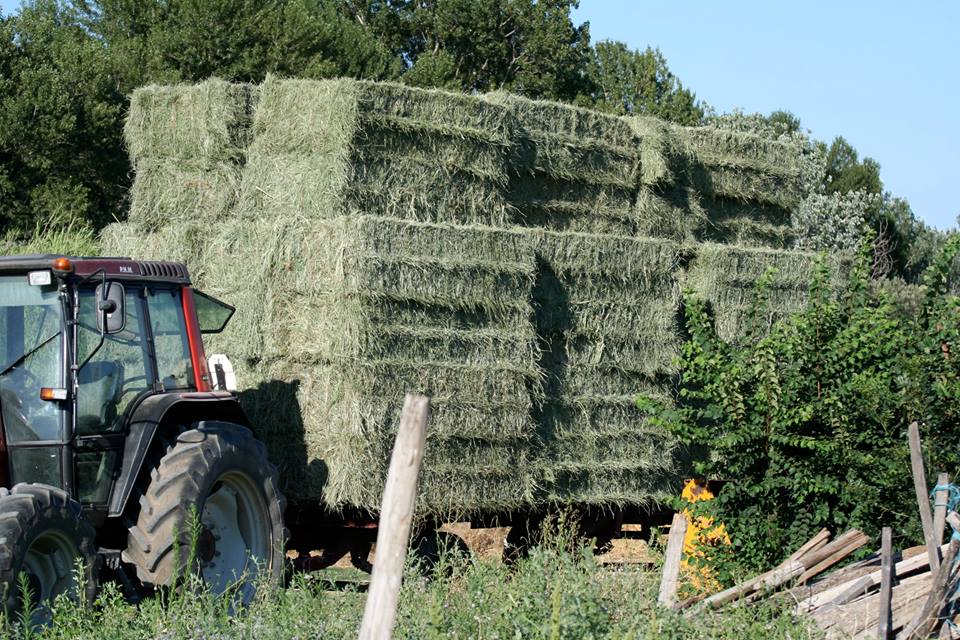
[643, 235, 960, 579]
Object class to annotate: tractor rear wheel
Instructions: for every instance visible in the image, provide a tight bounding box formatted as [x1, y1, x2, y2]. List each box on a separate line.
[123, 422, 286, 602]
[0, 484, 97, 620]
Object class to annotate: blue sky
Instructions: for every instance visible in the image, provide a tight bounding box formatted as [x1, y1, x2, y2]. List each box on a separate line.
[2, 1, 956, 229]
[573, 1, 959, 230]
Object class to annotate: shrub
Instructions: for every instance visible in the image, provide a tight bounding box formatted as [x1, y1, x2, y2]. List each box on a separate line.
[643, 235, 960, 578]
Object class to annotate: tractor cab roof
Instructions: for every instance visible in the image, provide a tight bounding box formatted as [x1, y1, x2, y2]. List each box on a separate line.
[0, 254, 191, 285]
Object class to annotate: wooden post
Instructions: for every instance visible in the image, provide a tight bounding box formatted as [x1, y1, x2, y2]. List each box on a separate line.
[878, 527, 893, 640]
[359, 394, 430, 640]
[901, 538, 960, 640]
[908, 421, 941, 574]
[658, 512, 688, 609]
[934, 473, 950, 545]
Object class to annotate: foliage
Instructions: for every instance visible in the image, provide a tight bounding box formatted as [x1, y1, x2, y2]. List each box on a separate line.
[582, 40, 703, 125]
[0, 1, 127, 231]
[0, 525, 820, 639]
[71, 0, 401, 86]
[642, 236, 960, 576]
[825, 135, 882, 196]
[792, 190, 878, 253]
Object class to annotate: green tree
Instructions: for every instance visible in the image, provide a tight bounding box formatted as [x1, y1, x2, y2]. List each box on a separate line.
[583, 40, 702, 125]
[0, 1, 127, 231]
[824, 136, 882, 195]
[71, 0, 401, 87]
[395, 0, 592, 100]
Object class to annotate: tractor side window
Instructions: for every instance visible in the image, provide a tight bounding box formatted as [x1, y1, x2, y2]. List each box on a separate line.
[76, 286, 152, 434]
[146, 288, 194, 390]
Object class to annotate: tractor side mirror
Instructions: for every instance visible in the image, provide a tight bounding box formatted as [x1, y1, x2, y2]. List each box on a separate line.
[95, 282, 125, 334]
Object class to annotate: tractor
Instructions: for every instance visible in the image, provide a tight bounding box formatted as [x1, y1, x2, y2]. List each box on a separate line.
[0, 254, 286, 615]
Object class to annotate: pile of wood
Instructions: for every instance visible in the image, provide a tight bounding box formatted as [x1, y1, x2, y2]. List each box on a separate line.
[658, 423, 960, 639]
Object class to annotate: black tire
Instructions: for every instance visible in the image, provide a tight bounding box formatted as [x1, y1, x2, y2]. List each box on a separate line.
[0, 484, 97, 618]
[122, 422, 286, 598]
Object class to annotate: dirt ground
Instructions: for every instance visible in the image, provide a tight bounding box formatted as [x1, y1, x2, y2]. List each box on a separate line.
[441, 521, 657, 565]
[306, 520, 658, 570]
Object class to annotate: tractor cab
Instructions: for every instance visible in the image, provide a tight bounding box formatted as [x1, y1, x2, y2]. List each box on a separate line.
[0, 254, 285, 616]
[0, 255, 233, 514]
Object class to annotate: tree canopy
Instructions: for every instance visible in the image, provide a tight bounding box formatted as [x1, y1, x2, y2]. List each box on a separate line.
[0, 0, 947, 285]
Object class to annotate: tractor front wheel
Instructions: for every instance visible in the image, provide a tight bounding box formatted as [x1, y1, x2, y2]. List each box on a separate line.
[0, 484, 97, 620]
[123, 422, 286, 602]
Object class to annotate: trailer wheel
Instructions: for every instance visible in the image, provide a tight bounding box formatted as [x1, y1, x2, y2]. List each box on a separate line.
[0, 484, 97, 620]
[123, 422, 286, 601]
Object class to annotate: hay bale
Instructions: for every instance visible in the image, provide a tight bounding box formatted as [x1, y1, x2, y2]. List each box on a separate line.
[686, 242, 844, 341]
[195, 215, 537, 362]
[675, 125, 805, 210]
[123, 81, 255, 229]
[624, 116, 679, 187]
[238, 77, 513, 226]
[99, 221, 207, 278]
[535, 397, 680, 505]
[127, 159, 240, 230]
[236, 358, 536, 510]
[485, 91, 641, 233]
[124, 80, 256, 161]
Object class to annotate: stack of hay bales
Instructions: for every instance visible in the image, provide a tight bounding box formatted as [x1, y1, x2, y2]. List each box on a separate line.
[208, 215, 541, 512]
[529, 230, 682, 504]
[109, 78, 543, 515]
[486, 93, 642, 235]
[124, 80, 254, 235]
[629, 118, 805, 249]
[105, 79, 257, 275]
[103, 76, 840, 516]
[238, 77, 513, 226]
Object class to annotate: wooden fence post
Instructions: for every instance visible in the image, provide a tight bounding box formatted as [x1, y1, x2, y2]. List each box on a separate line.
[358, 394, 430, 640]
[878, 527, 893, 640]
[658, 512, 688, 609]
[908, 422, 941, 574]
[934, 473, 950, 545]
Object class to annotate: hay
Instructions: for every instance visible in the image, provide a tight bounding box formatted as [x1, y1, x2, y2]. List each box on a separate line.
[675, 125, 805, 209]
[535, 397, 680, 505]
[124, 80, 255, 161]
[624, 116, 679, 186]
[236, 77, 514, 226]
[114, 77, 838, 514]
[485, 91, 642, 234]
[686, 242, 845, 341]
[194, 215, 536, 362]
[236, 358, 536, 510]
[127, 159, 240, 230]
[99, 222, 207, 277]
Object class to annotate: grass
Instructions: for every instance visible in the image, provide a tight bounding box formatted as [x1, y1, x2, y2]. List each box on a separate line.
[1, 528, 821, 639]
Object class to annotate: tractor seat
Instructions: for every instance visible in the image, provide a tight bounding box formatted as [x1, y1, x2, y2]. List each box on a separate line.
[76, 361, 122, 433]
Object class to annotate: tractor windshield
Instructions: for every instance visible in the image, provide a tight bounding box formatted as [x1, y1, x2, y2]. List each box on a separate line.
[0, 275, 64, 444]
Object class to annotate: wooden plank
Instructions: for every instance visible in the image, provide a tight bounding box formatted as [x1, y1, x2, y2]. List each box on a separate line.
[900, 538, 960, 640]
[934, 473, 950, 545]
[800, 531, 870, 583]
[359, 394, 430, 640]
[657, 512, 688, 609]
[908, 421, 941, 574]
[797, 543, 949, 613]
[878, 527, 893, 640]
[699, 529, 837, 611]
[834, 575, 875, 606]
[790, 528, 832, 564]
[812, 573, 930, 639]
